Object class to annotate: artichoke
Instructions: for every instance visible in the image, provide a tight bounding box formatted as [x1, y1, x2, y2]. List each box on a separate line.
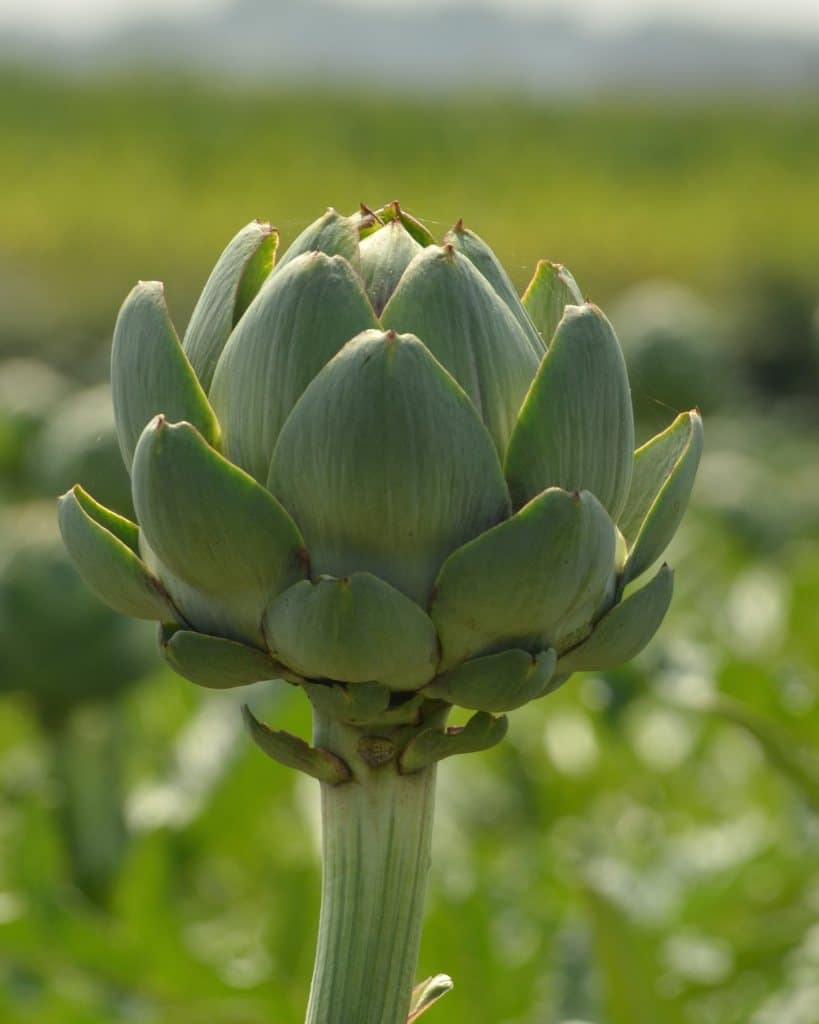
[0, 503, 151, 711]
[59, 202, 702, 773]
[0, 358, 68, 493]
[58, 202, 703, 1022]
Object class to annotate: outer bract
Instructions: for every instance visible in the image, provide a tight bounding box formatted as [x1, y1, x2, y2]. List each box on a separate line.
[59, 203, 703, 771]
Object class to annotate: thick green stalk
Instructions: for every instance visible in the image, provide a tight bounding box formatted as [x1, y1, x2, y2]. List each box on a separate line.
[306, 710, 437, 1024]
[39, 700, 128, 906]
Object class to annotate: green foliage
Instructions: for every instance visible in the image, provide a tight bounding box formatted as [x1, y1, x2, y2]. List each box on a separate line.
[2, 71, 819, 363]
[2, 480, 819, 1020]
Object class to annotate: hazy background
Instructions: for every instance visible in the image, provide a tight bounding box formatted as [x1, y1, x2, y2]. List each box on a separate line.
[1, 3, 818, 1023]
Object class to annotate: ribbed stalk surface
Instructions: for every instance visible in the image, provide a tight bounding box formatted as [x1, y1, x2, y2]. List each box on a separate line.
[306, 712, 437, 1024]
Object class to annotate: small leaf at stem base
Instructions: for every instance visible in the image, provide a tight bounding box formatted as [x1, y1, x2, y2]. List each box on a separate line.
[241, 705, 351, 784]
[408, 974, 454, 1022]
[399, 711, 508, 774]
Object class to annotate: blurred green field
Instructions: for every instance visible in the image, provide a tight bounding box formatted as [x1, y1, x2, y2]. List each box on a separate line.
[1, 68, 818, 1024]
[2, 70, 819, 365]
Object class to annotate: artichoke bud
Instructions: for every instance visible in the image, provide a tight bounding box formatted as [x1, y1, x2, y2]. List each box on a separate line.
[59, 205, 702, 776]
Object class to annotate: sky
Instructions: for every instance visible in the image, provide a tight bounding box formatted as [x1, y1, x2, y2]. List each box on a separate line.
[3, 0, 819, 39]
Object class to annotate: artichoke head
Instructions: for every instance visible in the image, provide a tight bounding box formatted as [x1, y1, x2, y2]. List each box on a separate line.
[58, 204, 702, 776]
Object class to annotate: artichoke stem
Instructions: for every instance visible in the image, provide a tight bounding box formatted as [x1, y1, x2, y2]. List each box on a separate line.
[39, 699, 128, 906]
[307, 710, 438, 1024]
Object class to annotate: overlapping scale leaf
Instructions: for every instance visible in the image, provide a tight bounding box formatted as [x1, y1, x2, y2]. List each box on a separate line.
[504, 303, 635, 518]
[264, 573, 439, 691]
[556, 564, 674, 674]
[242, 706, 351, 784]
[521, 260, 583, 347]
[158, 623, 297, 689]
[111, 282, 220, 469]
[382, 246, 540, 459]
[348, 203, 381, 236]
[444, 220, 544, 356]
[269, 329, 510, 604]
[182, 220, 278, 391]
[58, 485, 175, 620]
[209, 252, 378, 482]
[430, 487, 615, 670]
[424, 648, 556, 712]
[274, 208, 359, 273]
[139, 539, 246, 642]
[359, 219, 422, 315]
[619, 410, 703, 585]
[301, 680, 393, 726]
[367, 201, 436, 246]
[132, 417, 307, 645]
[399, 711, 509, 774]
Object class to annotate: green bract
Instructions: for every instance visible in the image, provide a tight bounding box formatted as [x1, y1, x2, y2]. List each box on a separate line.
[59, 203, 702, 775]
